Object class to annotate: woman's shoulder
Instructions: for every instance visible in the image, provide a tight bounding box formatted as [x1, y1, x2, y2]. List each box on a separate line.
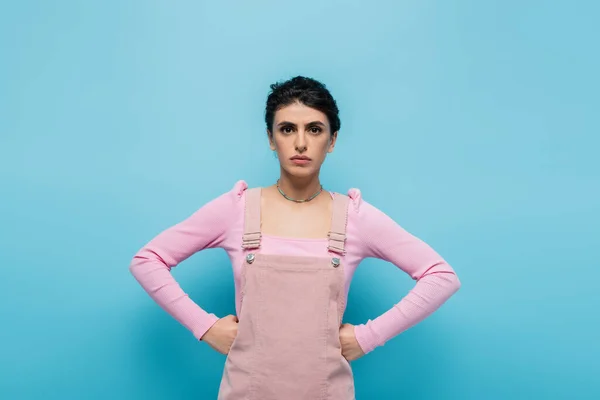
[229, 179, 249, 199]
[334, 187, 392, 226]
[218, 179, 265, 205]
[333, 187, 364, 213]
[200, 180, 249, 212]
[210, 179, 248, 199]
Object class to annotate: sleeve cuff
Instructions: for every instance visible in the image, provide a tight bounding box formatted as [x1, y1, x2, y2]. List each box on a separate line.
[354, 321, 381, 355]
[192, 313, 221, 341]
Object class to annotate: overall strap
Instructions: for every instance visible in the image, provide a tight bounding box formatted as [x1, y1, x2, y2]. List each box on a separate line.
[327, 193, 350, 255]
[241, 187, 262, 249]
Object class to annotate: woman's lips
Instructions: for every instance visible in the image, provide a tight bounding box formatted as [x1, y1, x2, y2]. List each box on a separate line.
[290, 156, 311, 165]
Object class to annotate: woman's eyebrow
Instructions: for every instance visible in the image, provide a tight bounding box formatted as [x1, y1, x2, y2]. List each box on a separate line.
[276, 121, 326, 127]
[277, 121, 296, 127]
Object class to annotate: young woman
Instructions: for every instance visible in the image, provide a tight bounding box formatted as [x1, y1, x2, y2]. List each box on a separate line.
[129, 76, 461, 399]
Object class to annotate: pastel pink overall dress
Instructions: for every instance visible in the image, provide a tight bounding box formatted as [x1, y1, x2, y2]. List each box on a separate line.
[217, 187, 356, 400]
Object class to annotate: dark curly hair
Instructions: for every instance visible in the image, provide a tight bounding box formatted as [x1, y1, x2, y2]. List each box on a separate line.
[265, 76, 341, 136]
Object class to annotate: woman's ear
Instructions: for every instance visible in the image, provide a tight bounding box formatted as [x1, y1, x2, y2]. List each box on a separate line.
[327, 131, 338, 153]
[267, 129, 276, 151]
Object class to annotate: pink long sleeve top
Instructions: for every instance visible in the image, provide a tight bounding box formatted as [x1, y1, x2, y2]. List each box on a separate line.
[129, 180, 461, 354]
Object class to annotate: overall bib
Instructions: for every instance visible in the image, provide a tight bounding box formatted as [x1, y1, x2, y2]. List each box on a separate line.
[217, 188, 355, 400]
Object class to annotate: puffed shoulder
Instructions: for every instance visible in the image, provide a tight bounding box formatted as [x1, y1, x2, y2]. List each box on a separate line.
[230, 180, 248, 199]
[346, 188, 362, 212]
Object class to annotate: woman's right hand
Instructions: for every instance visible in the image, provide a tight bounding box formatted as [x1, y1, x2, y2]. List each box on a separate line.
[201, 314, 239, 355]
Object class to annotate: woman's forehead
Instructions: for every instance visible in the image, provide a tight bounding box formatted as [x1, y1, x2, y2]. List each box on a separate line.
[274, 103, 329, 124]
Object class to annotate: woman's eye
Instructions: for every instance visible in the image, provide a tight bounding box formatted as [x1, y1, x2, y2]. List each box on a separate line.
[281, 126, 294, 134]
[310, 127, 322, 134]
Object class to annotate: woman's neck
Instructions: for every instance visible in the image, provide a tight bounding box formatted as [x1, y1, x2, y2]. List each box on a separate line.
[276, 172, 323, 202]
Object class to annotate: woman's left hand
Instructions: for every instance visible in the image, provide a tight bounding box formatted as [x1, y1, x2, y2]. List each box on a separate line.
[339, 323, 365, 362]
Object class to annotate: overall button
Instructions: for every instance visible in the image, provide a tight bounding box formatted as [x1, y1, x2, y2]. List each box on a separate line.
[331, 257, 340, 267]
[246, 253, 255, 264]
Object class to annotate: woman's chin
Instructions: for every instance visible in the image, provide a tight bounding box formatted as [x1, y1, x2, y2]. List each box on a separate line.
[282, 165, 320, 178]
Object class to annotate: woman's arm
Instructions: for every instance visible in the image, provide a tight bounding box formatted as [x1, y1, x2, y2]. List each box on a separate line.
[350, 192, 461, 355]
[129, 181, 245, 341]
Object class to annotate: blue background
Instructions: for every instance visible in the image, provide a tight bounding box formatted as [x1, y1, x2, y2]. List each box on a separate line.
[1, 1, 598, 399]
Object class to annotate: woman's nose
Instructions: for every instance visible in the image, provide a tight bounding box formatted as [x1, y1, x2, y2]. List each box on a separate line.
[295, 133, 307, 152]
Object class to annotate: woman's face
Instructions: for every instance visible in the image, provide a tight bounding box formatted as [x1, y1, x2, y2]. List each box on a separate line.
[268, 102, 337, 178]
